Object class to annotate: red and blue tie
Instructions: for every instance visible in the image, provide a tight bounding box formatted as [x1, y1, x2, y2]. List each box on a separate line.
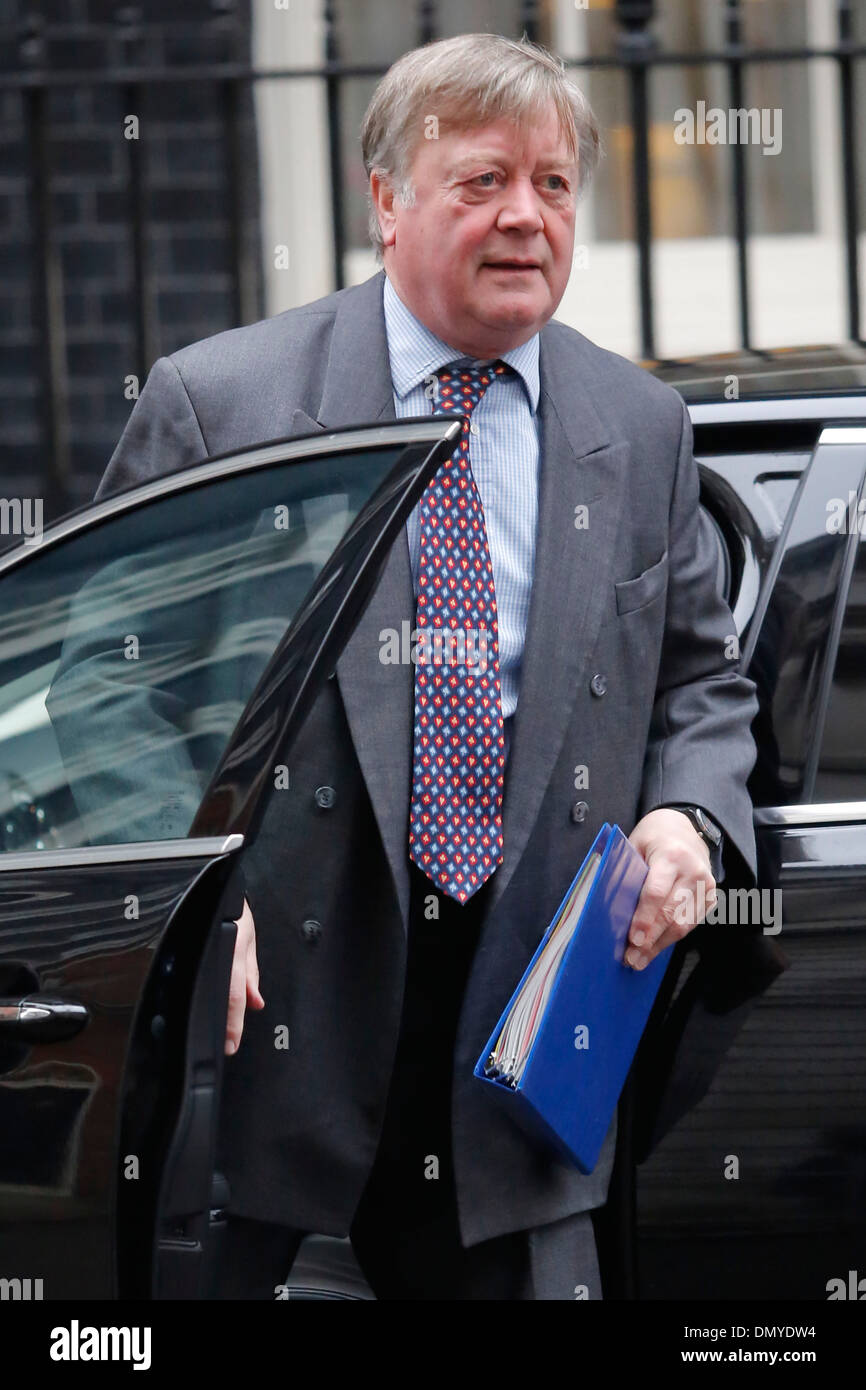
[408, 361, 508, 903]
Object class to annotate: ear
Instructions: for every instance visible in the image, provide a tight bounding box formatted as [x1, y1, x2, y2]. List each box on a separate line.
[370, 170, 399, 250]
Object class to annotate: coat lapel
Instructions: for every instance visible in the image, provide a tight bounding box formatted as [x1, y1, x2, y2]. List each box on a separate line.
[297, 270, 631, 933]
[308, 273, 417, 930]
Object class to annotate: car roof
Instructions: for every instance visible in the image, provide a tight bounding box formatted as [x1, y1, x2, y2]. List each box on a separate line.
[643, 343, 866, 402]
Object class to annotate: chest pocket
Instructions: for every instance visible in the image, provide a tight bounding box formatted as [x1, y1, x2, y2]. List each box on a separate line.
[614, 548, 669, 616]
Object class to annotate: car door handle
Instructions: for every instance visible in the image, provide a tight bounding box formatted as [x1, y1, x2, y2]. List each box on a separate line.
[0, 996, 89, 1043]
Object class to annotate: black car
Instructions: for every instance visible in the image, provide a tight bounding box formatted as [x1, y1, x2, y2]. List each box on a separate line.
[0, 417, 460, 1300]
[0, 348, 864, 1300]
[634, 343, 866, 1303]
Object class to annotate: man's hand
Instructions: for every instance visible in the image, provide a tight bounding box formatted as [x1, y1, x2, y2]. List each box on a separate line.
[625, 808, 718, 969]
[225, 897, 265, 1055]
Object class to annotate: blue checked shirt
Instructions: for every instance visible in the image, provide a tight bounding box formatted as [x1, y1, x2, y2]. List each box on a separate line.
[382, 274, 540, 761]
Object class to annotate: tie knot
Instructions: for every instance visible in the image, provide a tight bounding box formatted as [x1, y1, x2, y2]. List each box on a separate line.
[432, 360, 509, 417]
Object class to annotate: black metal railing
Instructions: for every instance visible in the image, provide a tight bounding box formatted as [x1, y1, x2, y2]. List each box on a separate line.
[606, 0, 864, 358]
[1, 0, 864, 518]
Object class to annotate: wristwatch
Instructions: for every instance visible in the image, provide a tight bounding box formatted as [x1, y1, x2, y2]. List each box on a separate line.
[660, 803, 723, 856]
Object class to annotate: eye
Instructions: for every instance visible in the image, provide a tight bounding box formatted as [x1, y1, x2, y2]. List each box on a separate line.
[471, 171, 499, 187]
[542, 174, 569, 192]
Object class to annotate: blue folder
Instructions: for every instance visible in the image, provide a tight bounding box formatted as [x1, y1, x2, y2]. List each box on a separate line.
[474, 822, 673, 1173]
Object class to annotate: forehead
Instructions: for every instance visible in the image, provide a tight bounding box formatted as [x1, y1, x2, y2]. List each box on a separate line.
[411, 106, 576, 171]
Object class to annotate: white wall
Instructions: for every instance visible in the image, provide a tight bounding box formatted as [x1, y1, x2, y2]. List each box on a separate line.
[251, 0, 334, 315]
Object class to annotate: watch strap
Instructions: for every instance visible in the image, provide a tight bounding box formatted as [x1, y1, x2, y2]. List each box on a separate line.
[658, 803, 723, 851]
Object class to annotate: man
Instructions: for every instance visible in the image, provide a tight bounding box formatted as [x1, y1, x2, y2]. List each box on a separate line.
[90, 33, 759, 1298]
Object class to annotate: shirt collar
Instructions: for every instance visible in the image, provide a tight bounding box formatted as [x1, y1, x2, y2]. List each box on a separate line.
[383, 272, 540, 414]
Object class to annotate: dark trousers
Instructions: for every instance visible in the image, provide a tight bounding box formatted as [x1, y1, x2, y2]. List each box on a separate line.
[212, 861, 603, 1299]
[348, 860, 530, 1299]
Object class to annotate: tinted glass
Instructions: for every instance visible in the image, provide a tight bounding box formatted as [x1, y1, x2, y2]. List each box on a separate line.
[815, 519, 866, 800]
[746, 447, 866, 806]
[0, 445, 406, 852]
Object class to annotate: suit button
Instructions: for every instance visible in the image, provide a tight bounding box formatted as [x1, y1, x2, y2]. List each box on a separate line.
[590, 673, 607, 697]
[300, 918, 322, 944]
[314, 785, 336, 809]
[571, 801, 589, 824]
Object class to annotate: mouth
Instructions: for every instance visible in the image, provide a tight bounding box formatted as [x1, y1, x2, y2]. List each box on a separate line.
[482, 260, 542, 273]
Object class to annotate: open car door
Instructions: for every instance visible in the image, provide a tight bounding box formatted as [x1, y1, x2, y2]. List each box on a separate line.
[0, 417, 460, 1299]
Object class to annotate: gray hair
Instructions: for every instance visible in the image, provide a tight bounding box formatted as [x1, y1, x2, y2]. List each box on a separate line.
[360, 32, 601, 260]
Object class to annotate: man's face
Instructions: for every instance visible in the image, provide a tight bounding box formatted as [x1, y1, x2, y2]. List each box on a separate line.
[375, 105, 578, 357]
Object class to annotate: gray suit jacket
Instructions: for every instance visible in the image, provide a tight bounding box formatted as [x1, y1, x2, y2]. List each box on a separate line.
[89, 269, 760, 1245]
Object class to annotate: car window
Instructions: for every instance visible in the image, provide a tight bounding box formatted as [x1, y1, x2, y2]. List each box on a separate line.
[695, 447, 814, 635]
[814, 515, 866, 800]
[0, 440, 413, 853]
[745, 441, 866, 807]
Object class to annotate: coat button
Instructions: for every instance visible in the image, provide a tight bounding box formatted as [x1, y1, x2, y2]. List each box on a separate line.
[314, 785, 336, 809]
[590, 673, 607, 697]
[571, 800, 589, 824]
[300, 918, 322, 944]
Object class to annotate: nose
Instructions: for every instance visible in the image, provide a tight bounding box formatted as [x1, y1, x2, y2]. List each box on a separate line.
[496, 176, 545, 235]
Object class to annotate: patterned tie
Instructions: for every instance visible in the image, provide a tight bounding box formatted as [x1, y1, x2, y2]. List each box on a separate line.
[408, 361, 508, 903]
